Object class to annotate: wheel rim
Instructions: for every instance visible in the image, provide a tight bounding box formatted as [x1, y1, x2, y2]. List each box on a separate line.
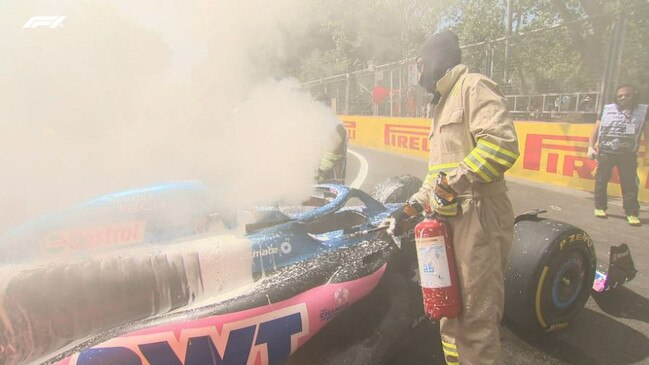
[550, 250, 586, 311]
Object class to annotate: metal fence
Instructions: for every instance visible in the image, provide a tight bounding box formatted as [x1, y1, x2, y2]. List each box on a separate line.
[303, 8, 647, 123]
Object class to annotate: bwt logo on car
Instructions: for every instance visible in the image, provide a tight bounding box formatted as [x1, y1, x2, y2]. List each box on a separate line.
[22, 16, 66, 29]
[69, 305, 309, 365]
[384, 124, 430, 151]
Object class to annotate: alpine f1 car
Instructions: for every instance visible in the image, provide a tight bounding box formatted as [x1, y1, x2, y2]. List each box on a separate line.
[0, 176, 636, 365]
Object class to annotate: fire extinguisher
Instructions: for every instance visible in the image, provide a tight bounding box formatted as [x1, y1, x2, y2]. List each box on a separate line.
[415, 213, 461, 319]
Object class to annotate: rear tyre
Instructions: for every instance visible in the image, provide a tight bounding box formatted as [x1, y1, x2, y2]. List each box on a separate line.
[504, 218, 596, 332]
[370, 175, 422, 204]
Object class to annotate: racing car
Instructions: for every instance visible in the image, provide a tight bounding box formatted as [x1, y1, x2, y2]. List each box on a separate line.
[0, 176, 636, 365]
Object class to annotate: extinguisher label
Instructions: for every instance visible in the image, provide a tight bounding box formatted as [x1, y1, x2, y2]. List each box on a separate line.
[416, 236, 452, 288]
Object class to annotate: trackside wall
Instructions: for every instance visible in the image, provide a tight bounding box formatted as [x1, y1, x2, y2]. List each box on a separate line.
[340, 116, 649, 202]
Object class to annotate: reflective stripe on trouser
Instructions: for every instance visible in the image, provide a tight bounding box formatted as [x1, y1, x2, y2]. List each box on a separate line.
[439, 190, 514, 365]
[442, 339, 459, 365]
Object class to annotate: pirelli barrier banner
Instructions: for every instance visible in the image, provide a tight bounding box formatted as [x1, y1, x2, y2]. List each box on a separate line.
[341, 116, 649, 202]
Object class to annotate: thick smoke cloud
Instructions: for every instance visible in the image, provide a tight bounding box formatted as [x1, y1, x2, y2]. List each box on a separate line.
[0, 0, 333, 231]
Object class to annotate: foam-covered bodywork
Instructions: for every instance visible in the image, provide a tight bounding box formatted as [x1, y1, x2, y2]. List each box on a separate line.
[1, 181, 630, 365]
[0, 183, 402, 365]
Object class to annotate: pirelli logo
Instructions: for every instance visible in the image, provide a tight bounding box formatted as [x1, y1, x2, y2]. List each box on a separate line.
[384, 124, 430, 152]
[523, 134, 594, 178]
[343, 120, 357, 140]
[524, 134, 649, 188]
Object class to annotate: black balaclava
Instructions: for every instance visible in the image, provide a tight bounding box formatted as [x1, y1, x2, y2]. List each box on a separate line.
[418, 30, 462, 95]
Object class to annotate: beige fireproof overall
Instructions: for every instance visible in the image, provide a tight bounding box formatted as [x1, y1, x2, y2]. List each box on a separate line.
[411, 64, 519, 365]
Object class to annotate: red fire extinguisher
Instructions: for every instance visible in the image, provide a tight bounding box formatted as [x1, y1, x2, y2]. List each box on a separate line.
[415, 213, 461, 319]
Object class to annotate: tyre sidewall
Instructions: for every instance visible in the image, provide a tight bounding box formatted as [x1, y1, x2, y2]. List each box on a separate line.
[533, 229, 596, 332]
[504, 220, 596, 333]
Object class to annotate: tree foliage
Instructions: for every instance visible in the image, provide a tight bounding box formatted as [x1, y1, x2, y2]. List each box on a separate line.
[268, 0, 647, 98]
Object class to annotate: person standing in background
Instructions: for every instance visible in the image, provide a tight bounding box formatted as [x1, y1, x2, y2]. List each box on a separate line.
[588, 84, 649, 226]
[315, 93, 348, 184]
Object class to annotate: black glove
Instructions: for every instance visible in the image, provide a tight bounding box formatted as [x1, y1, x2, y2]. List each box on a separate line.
[387, 201, 422, 236]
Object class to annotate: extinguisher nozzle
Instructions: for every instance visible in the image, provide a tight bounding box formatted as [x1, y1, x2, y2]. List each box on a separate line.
[390, 234, 402, 249]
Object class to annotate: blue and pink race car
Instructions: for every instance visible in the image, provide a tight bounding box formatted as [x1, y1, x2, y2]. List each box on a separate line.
[0, 176, 636, 365]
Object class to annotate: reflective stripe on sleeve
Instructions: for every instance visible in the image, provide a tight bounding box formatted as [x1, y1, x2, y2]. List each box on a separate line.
[319, 152, 344, 170]
[464, 150, 499, 182]
[433, 202, 458, 216]
[475, 139, 518, 168]
[425, 163, 460, 184]
[463, 152, 495, 182]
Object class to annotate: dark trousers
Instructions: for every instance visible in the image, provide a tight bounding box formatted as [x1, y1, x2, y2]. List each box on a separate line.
[594, 152, 640, 216]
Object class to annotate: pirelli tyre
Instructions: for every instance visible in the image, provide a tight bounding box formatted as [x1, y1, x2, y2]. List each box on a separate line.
[504, 212, 596, 333]
[370, 175, 422, 204]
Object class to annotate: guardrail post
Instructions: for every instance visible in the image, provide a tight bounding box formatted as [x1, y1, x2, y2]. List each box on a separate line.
[345, 74, 350, 115]
[599, 16, 627, 115]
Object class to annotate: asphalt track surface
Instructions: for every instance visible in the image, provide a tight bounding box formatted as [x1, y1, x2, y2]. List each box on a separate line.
[288, 146, 649, 365]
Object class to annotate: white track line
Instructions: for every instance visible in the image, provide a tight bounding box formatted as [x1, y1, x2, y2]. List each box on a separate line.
[348, 149, 368, 189]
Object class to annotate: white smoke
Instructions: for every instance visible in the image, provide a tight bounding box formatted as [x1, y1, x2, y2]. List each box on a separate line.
[0, 0, 335, 231]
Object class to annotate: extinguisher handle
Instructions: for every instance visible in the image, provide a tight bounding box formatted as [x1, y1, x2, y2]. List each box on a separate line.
[424, 210, 439, 220]
[425, 208, 454, 224]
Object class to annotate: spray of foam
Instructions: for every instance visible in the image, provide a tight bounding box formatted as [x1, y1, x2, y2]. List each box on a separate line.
[0, 0, 334, 232]
[213, 78, 339, 209]
[0, 2, 344, 359]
